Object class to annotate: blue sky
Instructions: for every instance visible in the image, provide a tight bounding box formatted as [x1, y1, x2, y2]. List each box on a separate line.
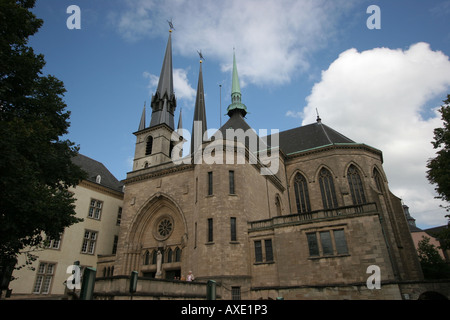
[30, 0, 450, 228]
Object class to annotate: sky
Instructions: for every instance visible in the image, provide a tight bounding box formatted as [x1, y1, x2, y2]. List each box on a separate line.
[29, 0, 450, 229]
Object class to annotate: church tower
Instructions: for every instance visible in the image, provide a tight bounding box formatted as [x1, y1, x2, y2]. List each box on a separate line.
[132, 30, 179, 171]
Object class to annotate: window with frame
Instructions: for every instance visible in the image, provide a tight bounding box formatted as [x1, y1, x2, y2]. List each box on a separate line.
[112, 235, 118, 254]
[232, 287, 241, 300]
[347, 165, 367, 205]
[144, 250, 150, 265]
[254, 239, 274, 263]
[146, 136, 153, 155]
[45, 235, 62, 250]
[81, 230, 98, 254]
[33, 262, 55, 294]
[175, 247, 182, 262]
[229, 170, 235, 194]
[88, 199, 103, 220]
[265, 239, 274, 262]
[294, 173, 311, 213]
[207, 172, 213, 195]
[254, 240, 263, 263]
[318, 168, 338, 209]
[207, 218, 214, 242]
[306, 229, 349, 257]
[230, 217, 237, 241]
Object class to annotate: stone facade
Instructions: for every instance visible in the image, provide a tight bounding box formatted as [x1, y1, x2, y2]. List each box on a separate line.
[94, 32, 445, 300]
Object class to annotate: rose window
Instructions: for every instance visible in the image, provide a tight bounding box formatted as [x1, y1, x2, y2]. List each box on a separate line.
[158, 218, 173, 237]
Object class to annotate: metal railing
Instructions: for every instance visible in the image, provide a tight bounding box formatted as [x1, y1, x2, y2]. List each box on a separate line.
[249, 202, 378, 230]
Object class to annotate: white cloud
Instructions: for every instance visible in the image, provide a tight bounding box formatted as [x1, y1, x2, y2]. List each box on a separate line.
[285, 110, 303, 119]
[143, 68, 196, 106]
[114, 0, 358, 86]
[302, 42, 450, 228]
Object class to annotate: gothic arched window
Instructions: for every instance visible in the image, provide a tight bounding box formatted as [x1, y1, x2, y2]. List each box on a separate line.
[151, 250, 157, 265]
[373, 168, 385, 194]
[347, 165, 367, 205]
[293, 173, 311, 213]
[145, 136, 153, 155]
[144, 250, 150, 265]
[319, 168, 338, 209]
[175, 247, 181, 262]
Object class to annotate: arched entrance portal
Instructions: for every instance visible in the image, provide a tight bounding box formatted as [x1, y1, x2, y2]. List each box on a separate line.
[127, 193, 188, 279]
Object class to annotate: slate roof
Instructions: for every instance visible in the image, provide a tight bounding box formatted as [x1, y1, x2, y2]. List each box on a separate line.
[72, 154, 123, 193]
[213, 115, 358, 157]
[272, 121, 356, 155]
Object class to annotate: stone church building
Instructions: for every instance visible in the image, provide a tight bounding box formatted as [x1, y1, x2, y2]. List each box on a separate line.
[95, 30, 438, 300]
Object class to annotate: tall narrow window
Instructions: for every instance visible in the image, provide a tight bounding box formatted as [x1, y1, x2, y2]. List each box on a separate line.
[112, 235, 118, 254]
[318, 168, 338, 209]
[167, 248, 173, 263]
[306, 233, 319, 256]
[347, 165, 366, 205]
[116, 207, 122, 225]
[254, 240, 263, 262]
[319, 231, 333, 256]
[374, 168, 385, 194]
[334, 229, 348, 254]
[194, 222, 198, 248]
[144, 250, 150, 265]
[175, 247, 182, 262]
[195, 177, 198, 203]
[145, 136, 153, 155]
[207, 218, 213, 242]
[293, 173, 311, 213]
[169, 141, 175, 158]
[275, 196, 282, 216]
[229, 170, 235, 194]
[230, 217, 237, 241]
[208, 172, 213, 195]
[265, 239, 274, 262]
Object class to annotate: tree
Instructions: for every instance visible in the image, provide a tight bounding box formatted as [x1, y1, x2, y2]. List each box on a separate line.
[0, 0, 86, 283]
[427, 94, 450, 214]
[417, 236, 450, 279]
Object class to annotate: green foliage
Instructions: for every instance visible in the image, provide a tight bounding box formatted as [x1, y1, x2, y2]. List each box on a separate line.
[427, 94, 450, 213]
[0, 0, 87, 266]
[417, 236, 450, 279]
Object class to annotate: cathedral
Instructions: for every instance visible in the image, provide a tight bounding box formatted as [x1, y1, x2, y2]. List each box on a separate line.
[95, 29, 429, 300]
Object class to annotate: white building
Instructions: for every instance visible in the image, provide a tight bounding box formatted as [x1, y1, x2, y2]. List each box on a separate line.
[9, 154, 123, 298]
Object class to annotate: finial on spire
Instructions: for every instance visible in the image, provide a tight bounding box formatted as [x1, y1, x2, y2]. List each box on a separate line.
[167, 18, 175, 32]
[316, 108, 322, 123]
[197, 50, 205, 63]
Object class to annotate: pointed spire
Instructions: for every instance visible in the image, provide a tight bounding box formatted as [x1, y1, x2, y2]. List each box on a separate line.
[149, 31, 177, 130]
[138, 102, 146, 131]
[227, 50, 247, 118]
[231, 50, 241, 96]
[156, 31, 174, 99]
[191, 60, 208, 155]
[177, 108, 183, 132]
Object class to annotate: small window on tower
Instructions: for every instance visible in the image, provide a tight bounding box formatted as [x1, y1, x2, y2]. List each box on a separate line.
[146, 136, 153, 155]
